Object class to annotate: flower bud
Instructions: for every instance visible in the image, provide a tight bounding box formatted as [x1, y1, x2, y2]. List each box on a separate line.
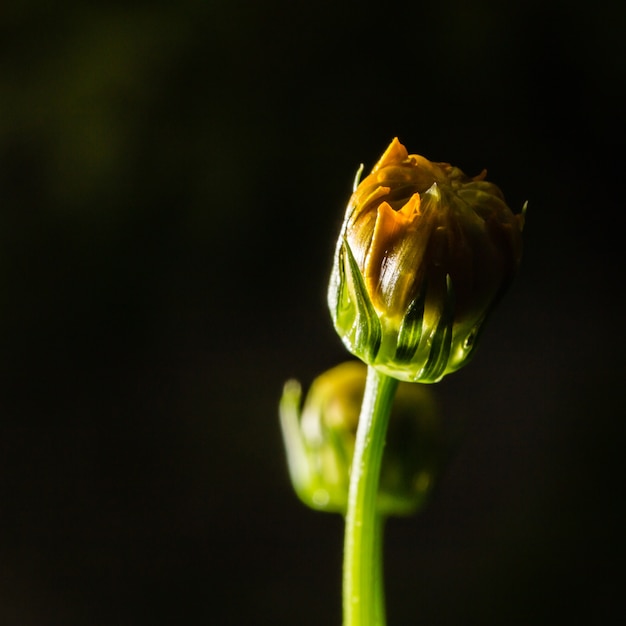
[279, 361, 445, 516]
[328, 138, 525, 382]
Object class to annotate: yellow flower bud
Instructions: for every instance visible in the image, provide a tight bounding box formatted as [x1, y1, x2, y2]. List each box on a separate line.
[279, 361, 445, 516]
[328, 138, 525, 382]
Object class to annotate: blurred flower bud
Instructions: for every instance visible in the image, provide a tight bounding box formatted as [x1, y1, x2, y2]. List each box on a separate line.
[328, 138, 525, 382]
[279, 361, 445, 516]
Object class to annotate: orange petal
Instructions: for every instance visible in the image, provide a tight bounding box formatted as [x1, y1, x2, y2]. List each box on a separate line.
[365, 199, 419, 290]
[371, 137, 408, 173]
[397, 193, 421, 220]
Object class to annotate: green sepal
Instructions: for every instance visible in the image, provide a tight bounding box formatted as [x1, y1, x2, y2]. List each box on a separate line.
[335, 239, 382, 363]
[394, 287, 426, 364]
[417, 274, 455, 382]
[278, 380, 314, 506]
[279, 378, 349, 513]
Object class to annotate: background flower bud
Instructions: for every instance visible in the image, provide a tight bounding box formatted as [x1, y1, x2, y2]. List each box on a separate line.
[279, 361, 446, 516]
[328, 138, 525, 382]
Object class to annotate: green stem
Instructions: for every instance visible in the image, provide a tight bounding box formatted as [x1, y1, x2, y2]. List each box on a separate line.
[343, 366, 398, 626]
[372, 512, 386, 625]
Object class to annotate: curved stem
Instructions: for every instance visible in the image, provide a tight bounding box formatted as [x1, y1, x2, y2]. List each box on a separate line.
[343, 366, 398, 626]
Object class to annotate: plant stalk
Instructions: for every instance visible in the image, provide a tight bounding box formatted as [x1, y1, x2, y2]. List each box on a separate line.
[343, 366, 398, 626]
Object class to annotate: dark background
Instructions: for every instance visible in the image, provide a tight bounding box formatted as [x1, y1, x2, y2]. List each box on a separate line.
[1, 1, 624, 624]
